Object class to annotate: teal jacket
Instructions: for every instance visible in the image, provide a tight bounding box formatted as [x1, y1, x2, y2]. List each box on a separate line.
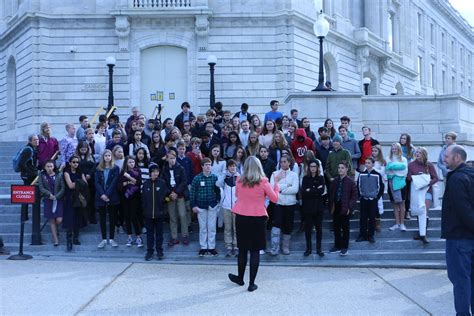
[386, 161, 407, 190]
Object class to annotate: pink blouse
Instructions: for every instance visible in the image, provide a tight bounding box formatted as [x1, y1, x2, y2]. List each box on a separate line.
[232, 177, 279, 217]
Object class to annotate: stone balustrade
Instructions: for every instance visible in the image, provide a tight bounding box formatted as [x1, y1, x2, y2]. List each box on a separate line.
[130, 0, 194, 8]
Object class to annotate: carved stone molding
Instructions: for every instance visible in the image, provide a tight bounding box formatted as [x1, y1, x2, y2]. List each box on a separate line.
[195, 14, 209, 51]
[357, 47, 370, 74]
[115, 15, 130, 52]
[379, 57, 392, 75]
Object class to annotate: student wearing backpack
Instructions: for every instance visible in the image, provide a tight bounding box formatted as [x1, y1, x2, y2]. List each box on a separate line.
[18, 134, 39, 185]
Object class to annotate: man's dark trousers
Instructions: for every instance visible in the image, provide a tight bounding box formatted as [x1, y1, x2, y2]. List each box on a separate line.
[145, 218, 164, 254]
[359, 198, 378, 238]
[446, 239, 474, 316]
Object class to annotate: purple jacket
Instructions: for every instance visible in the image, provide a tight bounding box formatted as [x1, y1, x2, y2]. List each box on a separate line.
[38, 135, 59, 168]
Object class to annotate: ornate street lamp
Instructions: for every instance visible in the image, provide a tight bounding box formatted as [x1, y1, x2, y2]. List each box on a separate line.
[207, 55, 217, 108]
[363, 77, 371, 95]
[312, 10, 330, 91]
[106, 56, 116, 112]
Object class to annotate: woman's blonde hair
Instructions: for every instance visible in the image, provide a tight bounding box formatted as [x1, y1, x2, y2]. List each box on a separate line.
[389, 143, 403, 161]
[239, 156, 266, 188]
[97, 149, 115, 171]
[372, 144, 386, 166]
[271, 130, 288, 149]
[416, 147, 429, 166]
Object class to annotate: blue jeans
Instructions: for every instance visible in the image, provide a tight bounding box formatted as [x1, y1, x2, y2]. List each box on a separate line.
[446, 239, 474, 316]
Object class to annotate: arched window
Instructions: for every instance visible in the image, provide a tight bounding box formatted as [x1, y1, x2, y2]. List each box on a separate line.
[323, 53, 338, 90]
[6, 56, 17, 129]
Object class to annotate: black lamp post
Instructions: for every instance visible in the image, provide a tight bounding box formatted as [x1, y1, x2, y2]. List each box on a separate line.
[207, 55, 217, 109]
[312, 10, 330, 91]
[106, 56, 116, 112]
[363, 77, 371, 95]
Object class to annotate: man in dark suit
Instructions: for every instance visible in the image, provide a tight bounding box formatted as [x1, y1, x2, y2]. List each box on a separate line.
[233, 103, 252, 122]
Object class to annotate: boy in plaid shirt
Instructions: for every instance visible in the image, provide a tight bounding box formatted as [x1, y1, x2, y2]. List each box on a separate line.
[191, 157, 221, 256]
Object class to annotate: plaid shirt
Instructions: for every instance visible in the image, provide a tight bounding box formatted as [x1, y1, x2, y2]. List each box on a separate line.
[190, 172, 220, 209]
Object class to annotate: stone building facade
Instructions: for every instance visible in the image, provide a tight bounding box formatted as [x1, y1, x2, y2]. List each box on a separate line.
[0, 0, 472, 145]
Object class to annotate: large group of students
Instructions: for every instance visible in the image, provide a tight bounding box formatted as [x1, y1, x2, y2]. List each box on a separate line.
[17, 100, 455, 261]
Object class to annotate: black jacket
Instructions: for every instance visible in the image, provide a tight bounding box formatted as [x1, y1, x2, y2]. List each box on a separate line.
[200, 135, 221, 157]
[357, 169, 384, 200]
[259, 157, 276, 179]
[160, 162, 188, 198]
[441, 163, 474, 239]
[233, 111, 252, 122]
[141, 178, 170, 219]
[174, 111, 196, 130]
[301, 175, 325, 215]
[19, 144, 38, 183]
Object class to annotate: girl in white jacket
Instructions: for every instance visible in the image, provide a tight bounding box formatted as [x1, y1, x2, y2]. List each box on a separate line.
[269, 155, 299, 256]
[216, 160, 239, 257]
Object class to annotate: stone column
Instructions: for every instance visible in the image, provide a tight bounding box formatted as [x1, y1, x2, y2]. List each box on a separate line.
[364, 0, 380, 36]
[323, 0, 332, 17]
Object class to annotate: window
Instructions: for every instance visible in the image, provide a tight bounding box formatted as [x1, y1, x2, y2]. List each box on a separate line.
[429, 64, 435, 88]
[417, 56, 423, 83]
[452, 76, 455, 93]
[430, 23, 435, 45]
[460, 81, 464, 95]
[441, 32, 446, 53]
[388, 14, 394, 51]
[451, 40, 455, 60]
[469, 54, 472, 75]
[460, 48, 464, 68]
[442, 70, 446, 93]
[417, 13, 422, 37]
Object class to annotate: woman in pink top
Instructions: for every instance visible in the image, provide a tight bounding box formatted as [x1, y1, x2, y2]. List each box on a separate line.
[229, 156, 282, 292]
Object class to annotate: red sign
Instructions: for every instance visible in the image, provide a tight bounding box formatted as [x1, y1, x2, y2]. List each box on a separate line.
[11, 185, 36, 204]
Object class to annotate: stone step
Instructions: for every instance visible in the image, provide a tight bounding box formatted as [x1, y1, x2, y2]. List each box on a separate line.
[0, 202, 443, 218]
[4, 235, 445, 251]
[0, 213, 442, 231]
[0, 225, 443, 243]
[3, 243, 446, 264]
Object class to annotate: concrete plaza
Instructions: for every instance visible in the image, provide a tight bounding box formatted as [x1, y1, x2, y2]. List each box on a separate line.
[0, 258, 454, 315]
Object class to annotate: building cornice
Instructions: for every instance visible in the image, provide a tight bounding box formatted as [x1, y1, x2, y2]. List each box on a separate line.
[0, 12, 113, 44]
[431, 0, 473, 41]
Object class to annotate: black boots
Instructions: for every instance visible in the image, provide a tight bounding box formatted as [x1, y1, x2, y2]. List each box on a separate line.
[66, 231, 73, 251]
[420, 236, 430, 244]
[304, 238, 324, 257]
[73, 230, 80, 245]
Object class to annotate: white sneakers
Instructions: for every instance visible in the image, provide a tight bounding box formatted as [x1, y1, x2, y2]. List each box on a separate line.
[389, 224, 400, 231]
[389, 223, 407, 231]
[97, 239, 107, 248]
[98, 239, 119, 248]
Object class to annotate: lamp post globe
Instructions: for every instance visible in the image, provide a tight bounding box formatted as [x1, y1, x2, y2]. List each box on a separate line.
[207, 55, 217, 108]
[363, 77, 371, 95]
[106, 56, 116, 66]
[312, 11, 330, 91]
[106, 56, 116, 112]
